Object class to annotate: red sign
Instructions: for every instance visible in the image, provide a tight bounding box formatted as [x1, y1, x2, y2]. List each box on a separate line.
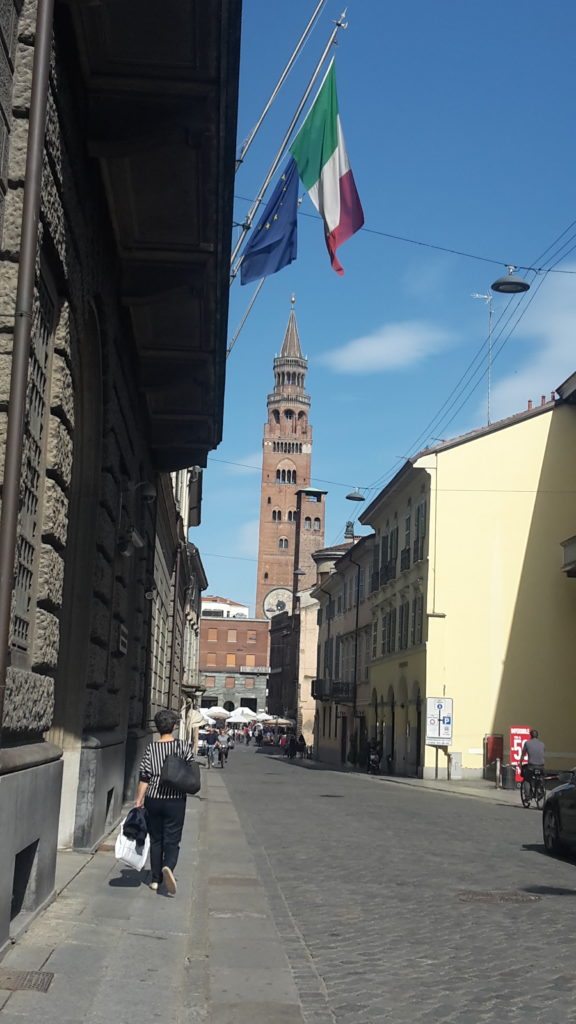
[510, 726, 531, 783]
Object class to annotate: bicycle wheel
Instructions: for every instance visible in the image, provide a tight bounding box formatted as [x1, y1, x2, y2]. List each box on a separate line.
[520, 779, 532, 807]
[535, 781, 545, 809]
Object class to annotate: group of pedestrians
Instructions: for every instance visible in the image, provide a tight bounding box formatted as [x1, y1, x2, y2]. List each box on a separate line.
[280, 732, 307, 759]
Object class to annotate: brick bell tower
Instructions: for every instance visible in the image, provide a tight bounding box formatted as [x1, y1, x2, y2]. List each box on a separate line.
[256, 299, 326, 619]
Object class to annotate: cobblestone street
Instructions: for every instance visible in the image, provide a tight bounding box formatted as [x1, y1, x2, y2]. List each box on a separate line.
[224, 747, 576, 1024]
[3, 746, 576, 1023]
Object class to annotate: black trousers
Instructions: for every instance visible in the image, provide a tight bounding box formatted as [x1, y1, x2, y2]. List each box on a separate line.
[144, 796, 186, 883]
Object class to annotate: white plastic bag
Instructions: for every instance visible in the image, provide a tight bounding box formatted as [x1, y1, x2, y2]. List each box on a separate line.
[114, 818, 150, 871]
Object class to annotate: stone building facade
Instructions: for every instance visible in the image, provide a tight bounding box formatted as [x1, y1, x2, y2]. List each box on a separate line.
[0, 0, 240, 952]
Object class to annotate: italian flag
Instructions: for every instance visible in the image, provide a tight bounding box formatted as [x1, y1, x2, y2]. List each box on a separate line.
[290, 58, 364, 275]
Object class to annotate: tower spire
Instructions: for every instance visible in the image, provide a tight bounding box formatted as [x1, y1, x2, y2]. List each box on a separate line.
[280, 295, 303, 359]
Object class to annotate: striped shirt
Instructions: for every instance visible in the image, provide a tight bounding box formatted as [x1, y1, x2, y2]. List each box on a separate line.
[139, 739, 195, 799]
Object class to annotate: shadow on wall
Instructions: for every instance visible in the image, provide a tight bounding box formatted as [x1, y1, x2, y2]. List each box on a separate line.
[491, 407, 576, 765]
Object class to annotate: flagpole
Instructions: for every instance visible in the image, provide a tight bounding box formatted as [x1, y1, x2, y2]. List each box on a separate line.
[227, 279, 266, 358]
[230, 9, 348, 283]
[236, 0, 327, 172]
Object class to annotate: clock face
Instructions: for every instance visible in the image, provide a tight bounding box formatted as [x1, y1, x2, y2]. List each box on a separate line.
[263, 587, 293, 619]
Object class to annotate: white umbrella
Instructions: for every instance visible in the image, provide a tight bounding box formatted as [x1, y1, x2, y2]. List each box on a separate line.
[199, 709, 217, 725]
[254, 712, 274, 722]
[188, 708, 207, 727]
[227, 712, 251, 725]
[206, 706, 231, 720]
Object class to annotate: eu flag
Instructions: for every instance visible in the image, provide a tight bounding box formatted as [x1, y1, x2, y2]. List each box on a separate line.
[240, 157, 298, 285]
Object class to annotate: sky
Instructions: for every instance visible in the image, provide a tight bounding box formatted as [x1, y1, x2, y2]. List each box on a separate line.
[193, 0, 576, 615]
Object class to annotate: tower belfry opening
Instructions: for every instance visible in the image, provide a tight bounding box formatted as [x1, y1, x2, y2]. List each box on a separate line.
[255, 301, 325, 618]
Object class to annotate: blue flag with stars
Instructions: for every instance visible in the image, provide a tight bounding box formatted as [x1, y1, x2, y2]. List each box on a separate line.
[240, 157, 298, 285]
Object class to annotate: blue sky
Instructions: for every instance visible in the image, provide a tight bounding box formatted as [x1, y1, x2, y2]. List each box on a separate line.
[193, 0, 576, 614]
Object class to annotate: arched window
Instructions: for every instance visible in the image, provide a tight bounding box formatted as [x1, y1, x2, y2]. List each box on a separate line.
[281, 469, 286, 483]
[272, 410, 280, 424]
[284, 408, 293, 419]
[276, 470, 281, 483]
[304, 516, 311, 530]
[287, 510, 294, 522]
[278, 537, 288, 550]
[267, 497, 271, 504]
[292, 471, 297, 484]
[264, 572, 268, 580]
[314, 517, 321, 531]
[272, 509, 282, 522]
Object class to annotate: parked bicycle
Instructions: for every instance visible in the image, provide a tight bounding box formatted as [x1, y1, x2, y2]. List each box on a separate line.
[520, 766, 546, 809]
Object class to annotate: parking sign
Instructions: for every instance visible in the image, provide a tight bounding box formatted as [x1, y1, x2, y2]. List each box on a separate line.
[426, 697, 453, 746]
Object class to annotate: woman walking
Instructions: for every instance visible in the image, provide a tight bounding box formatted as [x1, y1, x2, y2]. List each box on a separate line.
[136, 709, 195, 895]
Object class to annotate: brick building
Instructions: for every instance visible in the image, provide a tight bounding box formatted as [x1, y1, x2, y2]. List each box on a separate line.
[199, 611, 269, 713]
[255, 300, 326, 619]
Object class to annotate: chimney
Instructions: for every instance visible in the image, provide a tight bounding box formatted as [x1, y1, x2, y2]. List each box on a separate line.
[527, 399, 533, 410]
[551, 391, 555, 402]
[541, 395, 546, 406]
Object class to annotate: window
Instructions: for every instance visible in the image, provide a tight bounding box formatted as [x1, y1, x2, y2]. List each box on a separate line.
[272, 509, 282, 521]
[227, 629, 237, 643]
[380, 614, 387, 657]
[204, 675, 215, 688]
[244, 677, 255, 689]
[414, 500, 427, 561]
[304, 516, 311, 530]
[398, 601, 410, 650]
[284, 409, 293, 419]
[404, 514, 411, 549]
[245, 654, 256, 667]
[411, 592, 424, 645]
[334, 636, 341, 678]
[206, 653, 216, 667]
[336, 592, 343, 615]
[264, 572, 268, 580]
[226, 653, 236, 666]
[287, 509, 295, 522]
[278, 537, 288, 549]
[372, 620, 378, 659]
[387, 607, 397, 654]
[225, 676, 235, 689]
[247, 630, 257, 643]
[313, 517, 321, 531]
[358, 568, 365, 603]
[208, 628, 217, 642]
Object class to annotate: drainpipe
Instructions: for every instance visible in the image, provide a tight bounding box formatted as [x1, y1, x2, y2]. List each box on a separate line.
[167, 541, 184, 710]
[0, 0, 55, 744]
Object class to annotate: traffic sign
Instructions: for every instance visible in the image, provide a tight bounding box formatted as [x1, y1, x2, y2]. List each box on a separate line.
[426, 697, 453, 746]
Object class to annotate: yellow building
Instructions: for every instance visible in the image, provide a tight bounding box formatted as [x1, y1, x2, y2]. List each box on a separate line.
[357, 393, 576, 779]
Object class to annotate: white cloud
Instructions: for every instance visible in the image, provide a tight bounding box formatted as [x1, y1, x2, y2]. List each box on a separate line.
[318, 320, 454, 374]
[235, 518, 260, 559]
[225, 451, 262, 475]
[484, 266, 576, 421]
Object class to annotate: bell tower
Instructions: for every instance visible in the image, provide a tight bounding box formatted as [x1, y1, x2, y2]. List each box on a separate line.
[256, 299, 326, 619]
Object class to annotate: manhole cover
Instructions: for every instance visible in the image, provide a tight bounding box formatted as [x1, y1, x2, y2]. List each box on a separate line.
[0, 968, 54, 993]
[458, 890, 541, 905]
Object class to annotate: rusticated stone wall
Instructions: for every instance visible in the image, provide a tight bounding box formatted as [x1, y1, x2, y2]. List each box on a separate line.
[0, 4, 164, 743]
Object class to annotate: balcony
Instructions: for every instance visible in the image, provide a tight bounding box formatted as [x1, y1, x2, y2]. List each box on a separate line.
[400, 547, 411, 572]
[330, 680, 354, 702]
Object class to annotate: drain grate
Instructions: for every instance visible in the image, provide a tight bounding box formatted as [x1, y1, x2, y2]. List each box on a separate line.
[319, 794, 343, 798]
[0, 968, 54, 993]
[458, 890, 541, 905]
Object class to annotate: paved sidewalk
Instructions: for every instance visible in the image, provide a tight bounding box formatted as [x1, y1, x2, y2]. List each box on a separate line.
[0, 767, 304, 1023]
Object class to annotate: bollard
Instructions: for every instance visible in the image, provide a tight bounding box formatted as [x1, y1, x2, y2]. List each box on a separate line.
[496, 757, 501, 788]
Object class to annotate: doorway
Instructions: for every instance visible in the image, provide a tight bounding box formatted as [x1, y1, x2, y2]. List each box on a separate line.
[340, 714, 348, 763]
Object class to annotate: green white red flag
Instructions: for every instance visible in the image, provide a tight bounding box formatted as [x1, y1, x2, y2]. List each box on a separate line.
[290, 58, 364, 275]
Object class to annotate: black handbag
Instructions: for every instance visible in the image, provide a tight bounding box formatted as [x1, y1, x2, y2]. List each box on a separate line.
[159, 744, 201, 795]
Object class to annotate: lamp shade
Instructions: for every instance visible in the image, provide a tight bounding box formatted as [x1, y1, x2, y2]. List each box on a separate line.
[491, 267, 530, 294]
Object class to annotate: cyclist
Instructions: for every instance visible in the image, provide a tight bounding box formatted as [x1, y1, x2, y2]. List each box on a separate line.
[519, 729, 545, 782]
[205, 727, 219, 768]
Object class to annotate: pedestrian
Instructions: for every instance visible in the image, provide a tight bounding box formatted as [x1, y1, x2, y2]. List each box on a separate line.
[279, 733, 287, 754]
[136, 708, 195, 895]
[287, 733, 297, 759]
[297, 734, 306, 758]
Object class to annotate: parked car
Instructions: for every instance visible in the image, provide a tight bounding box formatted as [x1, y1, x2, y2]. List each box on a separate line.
[542, 773, 576, 854]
